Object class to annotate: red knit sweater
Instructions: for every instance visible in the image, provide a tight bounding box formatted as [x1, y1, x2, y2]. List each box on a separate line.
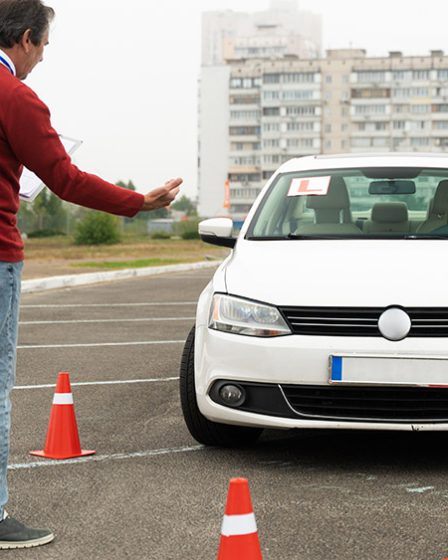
[0, 64, 145, 262]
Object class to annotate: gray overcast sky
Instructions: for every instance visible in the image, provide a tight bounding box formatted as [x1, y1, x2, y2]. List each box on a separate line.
[26, 0, 448, 200]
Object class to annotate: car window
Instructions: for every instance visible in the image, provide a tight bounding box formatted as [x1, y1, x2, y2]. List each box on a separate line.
[247, 167, 448, 239]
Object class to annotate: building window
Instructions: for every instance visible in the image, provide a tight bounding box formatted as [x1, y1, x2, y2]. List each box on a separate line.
[230, 110, 260, 121]
[410, 104, 430, 114]
[263, 74, 281, 84]
[411, 137, 430, 147]
[230, 95, 259, 105]
[229, 126, 261, 136]
[437, 70, 448, 80]
[392, 71, 412, 81]
[432, 104, 448, 113]
[351, 138, 371, 148]
[353, 104, 387, 115]
[287, 138, 314, 148]
[262, 122, 280, 132]
[285, 106, 317, 116]
[282, 72, 316, 84]
[393, 104, 410, 113]
[393, 87, 429, 97]
[325, 75, 332, 83]
[286, 122, 314, 131]
[413, 70, 430, 81]
[263, 139, 280, 148]
[263, 90, 280, 101]
[262, 107, 280, 116]
[372, 137, 389, 147]
[393, 120, 406, 130]
[375, 122, 388, 131]
[356, 71, 387, 83]
[352, 88, 390, 99]
[281, 90, 315, 101]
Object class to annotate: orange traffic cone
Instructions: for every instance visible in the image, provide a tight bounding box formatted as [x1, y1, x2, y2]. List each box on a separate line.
[30, 372, 95, 460]
[217, 478, 263, 560]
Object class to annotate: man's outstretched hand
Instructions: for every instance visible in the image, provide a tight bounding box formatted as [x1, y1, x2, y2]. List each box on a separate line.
[141, 178, 183, 212]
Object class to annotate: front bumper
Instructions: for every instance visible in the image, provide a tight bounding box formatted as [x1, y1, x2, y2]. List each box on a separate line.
[194, 325, 448, 431]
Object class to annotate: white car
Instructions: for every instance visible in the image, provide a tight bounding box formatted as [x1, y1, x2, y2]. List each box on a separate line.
[180, 153, 448, 447]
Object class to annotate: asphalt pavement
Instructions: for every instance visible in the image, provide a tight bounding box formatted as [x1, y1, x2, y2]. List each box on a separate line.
[6, 268, 448, 559]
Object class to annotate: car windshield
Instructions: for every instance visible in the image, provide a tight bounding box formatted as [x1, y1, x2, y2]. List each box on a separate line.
[246, 167, 448, 239]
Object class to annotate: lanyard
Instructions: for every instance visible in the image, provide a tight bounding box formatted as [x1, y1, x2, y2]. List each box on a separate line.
[0, 55, 14, 75]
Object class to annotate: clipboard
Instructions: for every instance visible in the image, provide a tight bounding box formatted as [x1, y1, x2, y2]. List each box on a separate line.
[19, 135, 83, 202]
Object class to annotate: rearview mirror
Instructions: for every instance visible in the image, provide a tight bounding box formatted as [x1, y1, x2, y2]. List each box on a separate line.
[199, 218, 236, 248]
[369, 180, 416, 195]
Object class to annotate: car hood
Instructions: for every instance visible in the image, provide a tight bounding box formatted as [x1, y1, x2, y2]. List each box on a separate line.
[225, 239, 448, 308]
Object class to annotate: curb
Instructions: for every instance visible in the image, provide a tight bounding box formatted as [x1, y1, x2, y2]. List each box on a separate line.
[21, 260, 221, 294]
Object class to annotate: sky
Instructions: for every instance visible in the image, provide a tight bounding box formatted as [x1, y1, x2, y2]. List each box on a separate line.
[25, 0, 448, 201]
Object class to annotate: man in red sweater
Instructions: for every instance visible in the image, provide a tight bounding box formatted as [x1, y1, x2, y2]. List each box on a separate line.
[0, 0, 182, 548]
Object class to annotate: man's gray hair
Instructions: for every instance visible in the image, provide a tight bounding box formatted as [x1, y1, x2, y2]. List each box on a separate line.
[0, 0, 54, 49]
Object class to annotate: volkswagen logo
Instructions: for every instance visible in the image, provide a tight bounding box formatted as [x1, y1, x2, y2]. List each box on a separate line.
[378, 307, 411, 341]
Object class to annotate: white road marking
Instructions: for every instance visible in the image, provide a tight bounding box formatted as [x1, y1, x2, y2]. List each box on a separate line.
[21, 302, 197, 309]
[8, 445, 204, 470]
[17, 340, 185, 350]
[406, 486, 434, 494]
[14, 377, 179, 390]
[19, 317, 195, 325]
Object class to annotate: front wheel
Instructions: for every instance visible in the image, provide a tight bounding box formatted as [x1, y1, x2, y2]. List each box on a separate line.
[179, 326, 262, 447]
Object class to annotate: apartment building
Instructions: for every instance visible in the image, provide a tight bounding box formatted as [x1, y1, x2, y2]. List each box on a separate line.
[199, 48, 448, 221]
[202, 0, 322, 66]
[198, 1, 322, 220]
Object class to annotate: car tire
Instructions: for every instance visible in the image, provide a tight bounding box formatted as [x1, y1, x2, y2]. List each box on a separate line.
[180, 326, 263, 447]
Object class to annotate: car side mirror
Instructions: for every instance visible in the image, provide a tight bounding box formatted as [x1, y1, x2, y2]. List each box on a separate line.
[199, 218, 236, 248]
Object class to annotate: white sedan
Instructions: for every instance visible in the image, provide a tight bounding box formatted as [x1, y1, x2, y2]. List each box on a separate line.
[180, 153, 448, 446]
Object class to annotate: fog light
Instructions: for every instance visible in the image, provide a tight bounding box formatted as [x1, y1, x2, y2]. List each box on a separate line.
[219, 384, 246, 407]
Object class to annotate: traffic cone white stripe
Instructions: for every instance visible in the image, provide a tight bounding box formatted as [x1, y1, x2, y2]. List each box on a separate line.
[221, 513, 257, 537]
[52, 393, 74, 405]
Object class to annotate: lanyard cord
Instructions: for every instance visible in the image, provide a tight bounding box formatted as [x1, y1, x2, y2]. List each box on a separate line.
[0, 55, 14, 75]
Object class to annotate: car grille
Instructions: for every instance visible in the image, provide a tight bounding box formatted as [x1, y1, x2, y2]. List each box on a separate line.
[281, 384, 448, 422]
[278, 307, 448, 337]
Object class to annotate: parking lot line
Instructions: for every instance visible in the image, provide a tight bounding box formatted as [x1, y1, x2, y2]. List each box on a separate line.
[14, 377, 179, 390]
[19, 317, 195, 325]
[17, 340, 185, 349]
[8, 445, 204, 470]
[21, 302, 197, 309]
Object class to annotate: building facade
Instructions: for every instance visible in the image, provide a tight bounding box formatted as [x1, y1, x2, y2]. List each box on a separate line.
[199, 48, 448, 221]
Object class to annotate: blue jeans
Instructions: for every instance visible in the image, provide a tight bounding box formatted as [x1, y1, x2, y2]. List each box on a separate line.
[0, 262, 23, 519]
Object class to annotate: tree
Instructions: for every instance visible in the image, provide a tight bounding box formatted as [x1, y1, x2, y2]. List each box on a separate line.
[115, 180, 136, 191]
[171, 195, 197, 217]
[19, 189, 68, 235]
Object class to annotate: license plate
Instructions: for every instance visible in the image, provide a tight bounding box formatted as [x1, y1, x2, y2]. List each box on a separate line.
[330, 354, 448, 387]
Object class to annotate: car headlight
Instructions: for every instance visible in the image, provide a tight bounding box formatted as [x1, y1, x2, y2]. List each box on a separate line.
[209, 294, 291, 337]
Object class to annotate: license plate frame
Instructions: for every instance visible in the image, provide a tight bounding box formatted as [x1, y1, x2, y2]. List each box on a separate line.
[329, 354, 448, 387]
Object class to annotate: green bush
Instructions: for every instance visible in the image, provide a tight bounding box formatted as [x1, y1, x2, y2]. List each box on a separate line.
[173, 220, 200, 240]
[150, 230, 171, 240]
[28, 229, 66, 239]
[74, 212, 121, 245]
[181, 229, 200, 240]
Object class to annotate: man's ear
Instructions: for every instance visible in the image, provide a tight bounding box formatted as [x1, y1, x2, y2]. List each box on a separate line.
[19, 29, 33, 53]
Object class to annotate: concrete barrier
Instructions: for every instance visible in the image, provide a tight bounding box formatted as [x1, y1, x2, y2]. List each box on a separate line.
[22, 261, 221, 294]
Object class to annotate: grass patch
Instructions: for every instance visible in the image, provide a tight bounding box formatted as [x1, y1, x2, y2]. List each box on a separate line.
[74, 258, 185, 270]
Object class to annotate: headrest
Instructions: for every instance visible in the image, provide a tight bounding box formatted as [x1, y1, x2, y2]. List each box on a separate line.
[371, 203, 408, 223]
[306, 177, 350, 210]
[432, 180, 448, 215]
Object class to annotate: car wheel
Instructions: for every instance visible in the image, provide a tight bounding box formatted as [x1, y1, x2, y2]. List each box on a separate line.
[180, 326, 263, 447]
